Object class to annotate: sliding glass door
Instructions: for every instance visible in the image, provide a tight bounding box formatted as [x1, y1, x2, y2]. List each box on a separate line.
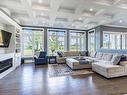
[23, 29, 44, 57]
[34, 31, 44, 52]
[48, 29, 66, 55]
[23, 30, 33, 57]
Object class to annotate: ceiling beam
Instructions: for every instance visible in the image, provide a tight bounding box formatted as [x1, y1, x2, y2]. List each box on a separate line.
[95, 9, 105, 16]
[113, 0, 121, 5]
[75, 0, 86, 18]
[99, 12, 127, 25]
[49, 0, 63, 26]
[20, 0, 37, 25]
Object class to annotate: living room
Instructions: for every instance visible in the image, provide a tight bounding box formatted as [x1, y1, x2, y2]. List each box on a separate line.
[1, 0, 127, 95]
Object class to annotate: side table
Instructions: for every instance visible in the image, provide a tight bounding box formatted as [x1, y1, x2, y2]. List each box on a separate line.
[48, 56, 57, 64]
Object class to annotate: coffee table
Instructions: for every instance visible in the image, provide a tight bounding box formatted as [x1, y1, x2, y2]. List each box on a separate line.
[66, 58, 92, 70]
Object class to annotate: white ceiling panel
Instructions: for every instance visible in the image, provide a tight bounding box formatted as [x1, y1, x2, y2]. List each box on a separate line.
[0, 0, 127, 29]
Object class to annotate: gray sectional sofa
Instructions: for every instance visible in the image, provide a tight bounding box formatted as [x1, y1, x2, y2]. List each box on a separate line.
[57, 51, 127, 78]
[57, 51, 91, 70]
[57, 51, 88, 64]
[88, 52, 127, 78]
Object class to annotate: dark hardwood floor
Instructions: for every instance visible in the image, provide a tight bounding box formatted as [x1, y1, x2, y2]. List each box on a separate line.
[0, 64, 127, 95]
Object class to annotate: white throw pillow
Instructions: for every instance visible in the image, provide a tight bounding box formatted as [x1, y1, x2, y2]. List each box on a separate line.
[95, 52, 103, 60]
[102, 53, 113, 61]
[89, 52, 96, 58]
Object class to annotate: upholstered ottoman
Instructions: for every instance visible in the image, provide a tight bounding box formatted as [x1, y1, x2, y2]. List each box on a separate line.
[66, 58, 92, 70]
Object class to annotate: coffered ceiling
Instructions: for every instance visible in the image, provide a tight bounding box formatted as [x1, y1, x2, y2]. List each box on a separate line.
[1, 0, 127, 29]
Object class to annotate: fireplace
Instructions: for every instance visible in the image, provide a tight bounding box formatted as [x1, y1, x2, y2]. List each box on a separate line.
[0, 58, 13, 73]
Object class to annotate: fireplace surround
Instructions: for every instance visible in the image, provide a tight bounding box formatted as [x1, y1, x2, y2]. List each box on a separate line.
[0, 58, 13, 73]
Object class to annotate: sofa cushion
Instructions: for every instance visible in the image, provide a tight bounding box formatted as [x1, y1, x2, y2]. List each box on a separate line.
[57, 57, 66, 63]
[111, 54, 121, 65]
[95, 52, 103, 59]
[119, 55, 127, 66]
[120, 55, 127, 61]
[38, 51, 47, 58]
[92, 62, 123, 73]
[57, 51, 64, 57]
[102, 53, 113, 61]
[89, 52, 96, 58]
[64, 51, 80, 57]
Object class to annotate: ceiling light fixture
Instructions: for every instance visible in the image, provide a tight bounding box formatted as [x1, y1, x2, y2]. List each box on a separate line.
[90, 8, 93, 11]
[71, 24, 75, 26]
[78, 17, 82, 20]
[119, 20, 123, 23]
[42, 21, 46, 24]
[38, 0, 43, 4]
[41, 12, 44, 16]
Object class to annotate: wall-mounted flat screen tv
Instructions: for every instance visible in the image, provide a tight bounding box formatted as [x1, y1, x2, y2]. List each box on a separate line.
[0, 30, 12, 47]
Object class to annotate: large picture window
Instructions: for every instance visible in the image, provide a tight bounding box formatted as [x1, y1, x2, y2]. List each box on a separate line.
[23, 30, 33, 57]
[23, 29, 44, 57]
[103, 31, 127, 50]
[122, 34, 127, 49]
[48, 29, 66, 55]
[34, 31, 44, 52]
[69, 31, 85, 51]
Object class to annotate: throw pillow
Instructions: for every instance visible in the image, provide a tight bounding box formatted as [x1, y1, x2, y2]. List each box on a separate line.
[119, 55, 127, 65]
[111, 54, 121, 65]
[120, 55, 127, 61]
[102, 53, 113, 61]
[95, 52, 103, 59]
[80, 51, 89, 56]
[89, 52, 96, 58]
[57, 51, 64, 57]
[34, 51, 40, 58]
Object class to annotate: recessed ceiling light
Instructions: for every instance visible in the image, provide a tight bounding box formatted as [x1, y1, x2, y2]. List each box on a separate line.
[38, 0, 43, 3]
[71, 24, 75, 26]
[42, 21, 46, 24]
[90, 8, 93, 11]
[78, 17, 82, 20]
[84, 25, 88, 27]
[119, 20, 123, 23]
[41, 12, 44, 16]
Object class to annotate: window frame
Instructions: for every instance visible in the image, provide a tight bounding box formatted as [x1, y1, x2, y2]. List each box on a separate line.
[47, 29, 67, 55]
[102, 31, 127, 50]
[69, 30, 86, 51]
[88, 29, 96, 52]
[22, 29, 44, 57]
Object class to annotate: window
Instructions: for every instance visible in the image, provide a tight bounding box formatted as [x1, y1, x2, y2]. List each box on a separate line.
[69, 31, 85, 51]
[116, 34, 121, 49]
[102, 31, 127, 50]
[23, 30, 33, 57]
[88, 30, 95, 52]
[23, 29, 44, 57]
[122, 34, 127, 49]
[103, 33, 110, 48]
[48, 29, 66, 55]
[34, 31, 44, 52]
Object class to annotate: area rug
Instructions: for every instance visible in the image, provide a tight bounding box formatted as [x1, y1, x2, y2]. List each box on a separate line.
[48, 64, 94, 77]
